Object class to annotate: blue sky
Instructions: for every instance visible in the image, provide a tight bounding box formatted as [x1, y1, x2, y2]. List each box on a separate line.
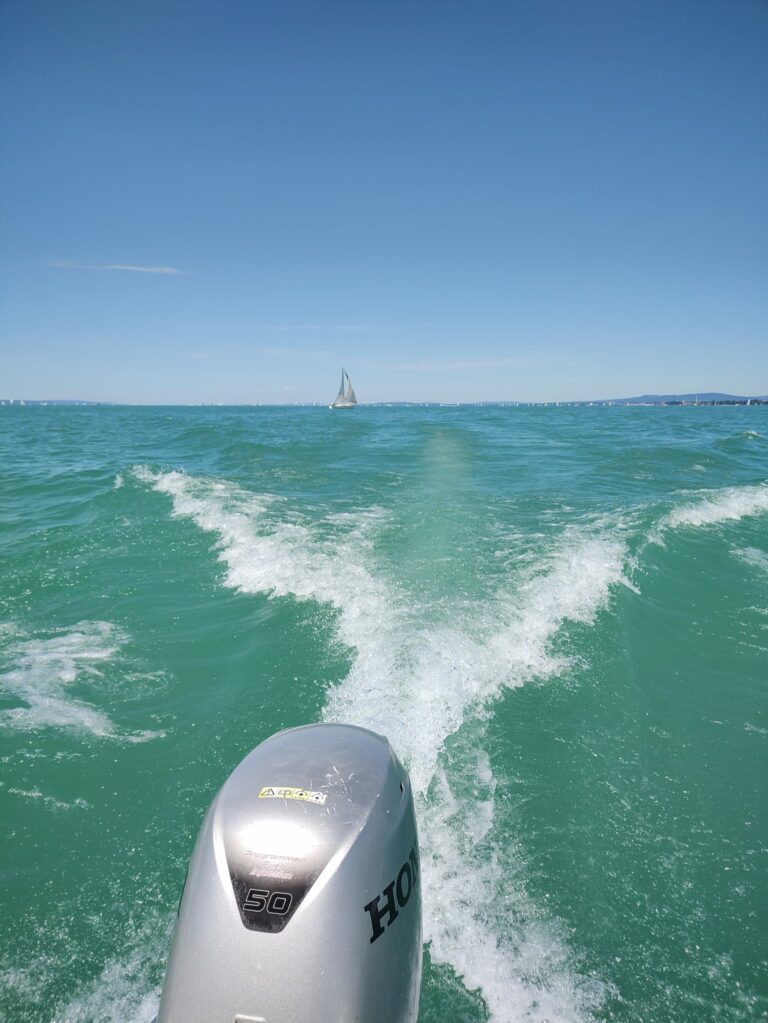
[1, 0, 766, 403]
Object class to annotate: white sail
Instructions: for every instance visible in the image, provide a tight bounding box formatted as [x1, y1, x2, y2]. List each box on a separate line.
[333, 371, 346, 405]
[330, 368, 357, 408]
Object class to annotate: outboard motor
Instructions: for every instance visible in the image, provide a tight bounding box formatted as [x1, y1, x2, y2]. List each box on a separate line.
[156, 723, 422, 1022]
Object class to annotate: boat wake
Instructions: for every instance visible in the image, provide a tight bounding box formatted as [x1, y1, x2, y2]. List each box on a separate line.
[126, 467, 768, 1021]
[135, 466, 632, 1021]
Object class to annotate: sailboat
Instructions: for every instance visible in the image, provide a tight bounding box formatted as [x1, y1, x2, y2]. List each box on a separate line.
[329, 368, 357, 409]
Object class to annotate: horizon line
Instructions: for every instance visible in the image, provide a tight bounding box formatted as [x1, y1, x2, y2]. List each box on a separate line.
[2, 394, 766, 408]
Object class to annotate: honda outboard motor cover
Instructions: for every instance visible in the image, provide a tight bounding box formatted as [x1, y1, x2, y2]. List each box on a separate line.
[157, 723, 422, 1023]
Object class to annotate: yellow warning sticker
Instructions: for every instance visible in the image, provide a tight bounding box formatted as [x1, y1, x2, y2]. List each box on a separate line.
[258, 786, 327, 805]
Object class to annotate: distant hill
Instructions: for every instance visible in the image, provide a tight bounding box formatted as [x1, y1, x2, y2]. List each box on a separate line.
[596, 393, 768, 405]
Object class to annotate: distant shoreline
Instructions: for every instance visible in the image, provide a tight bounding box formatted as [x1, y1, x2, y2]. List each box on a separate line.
[2, 396, 767, 409]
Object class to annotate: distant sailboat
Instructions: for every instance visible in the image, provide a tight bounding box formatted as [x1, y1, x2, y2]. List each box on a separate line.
[329, 368, 357, 409]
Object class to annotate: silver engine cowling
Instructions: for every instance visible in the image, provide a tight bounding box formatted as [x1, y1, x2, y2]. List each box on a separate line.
[156, 723, 422, 1023]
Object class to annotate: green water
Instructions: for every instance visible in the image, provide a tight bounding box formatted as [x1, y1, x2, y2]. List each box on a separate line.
[1, 405, 766, 1022]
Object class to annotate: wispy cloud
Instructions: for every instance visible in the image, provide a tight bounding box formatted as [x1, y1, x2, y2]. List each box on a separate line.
[183, 343, 340, 362]
[252, 344, 340, 359]
[234, 323, 429, 333]
[357, 355, 558, 372]
[235, 324, 383, 333]
[48, 261, 184, 275]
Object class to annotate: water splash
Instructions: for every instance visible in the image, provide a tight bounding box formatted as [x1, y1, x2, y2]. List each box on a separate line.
[0, 621, 161, 742]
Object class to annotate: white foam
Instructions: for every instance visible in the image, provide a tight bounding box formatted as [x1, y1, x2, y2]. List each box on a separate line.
[139, 467, 629, 1021]
[660, 483, 768, 532]
[140, 469, 627, 791]
[7, 787, 91, 811]
[422, 756, 606, 1023]
[733, 546, 768, 575]
[135, 467, 393, 673]
[38, 912, 169, 1023]
[326, 529, 626, 1021]
[0, 622, 160, 742]
[55, 960, 162, 1023]
[326, 529, 629, 795]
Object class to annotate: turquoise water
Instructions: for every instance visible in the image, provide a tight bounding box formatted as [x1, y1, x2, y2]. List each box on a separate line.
[1, 405, 766, 1023]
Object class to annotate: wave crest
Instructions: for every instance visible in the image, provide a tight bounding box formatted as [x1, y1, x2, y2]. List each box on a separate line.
[661, 483, 768, 532]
